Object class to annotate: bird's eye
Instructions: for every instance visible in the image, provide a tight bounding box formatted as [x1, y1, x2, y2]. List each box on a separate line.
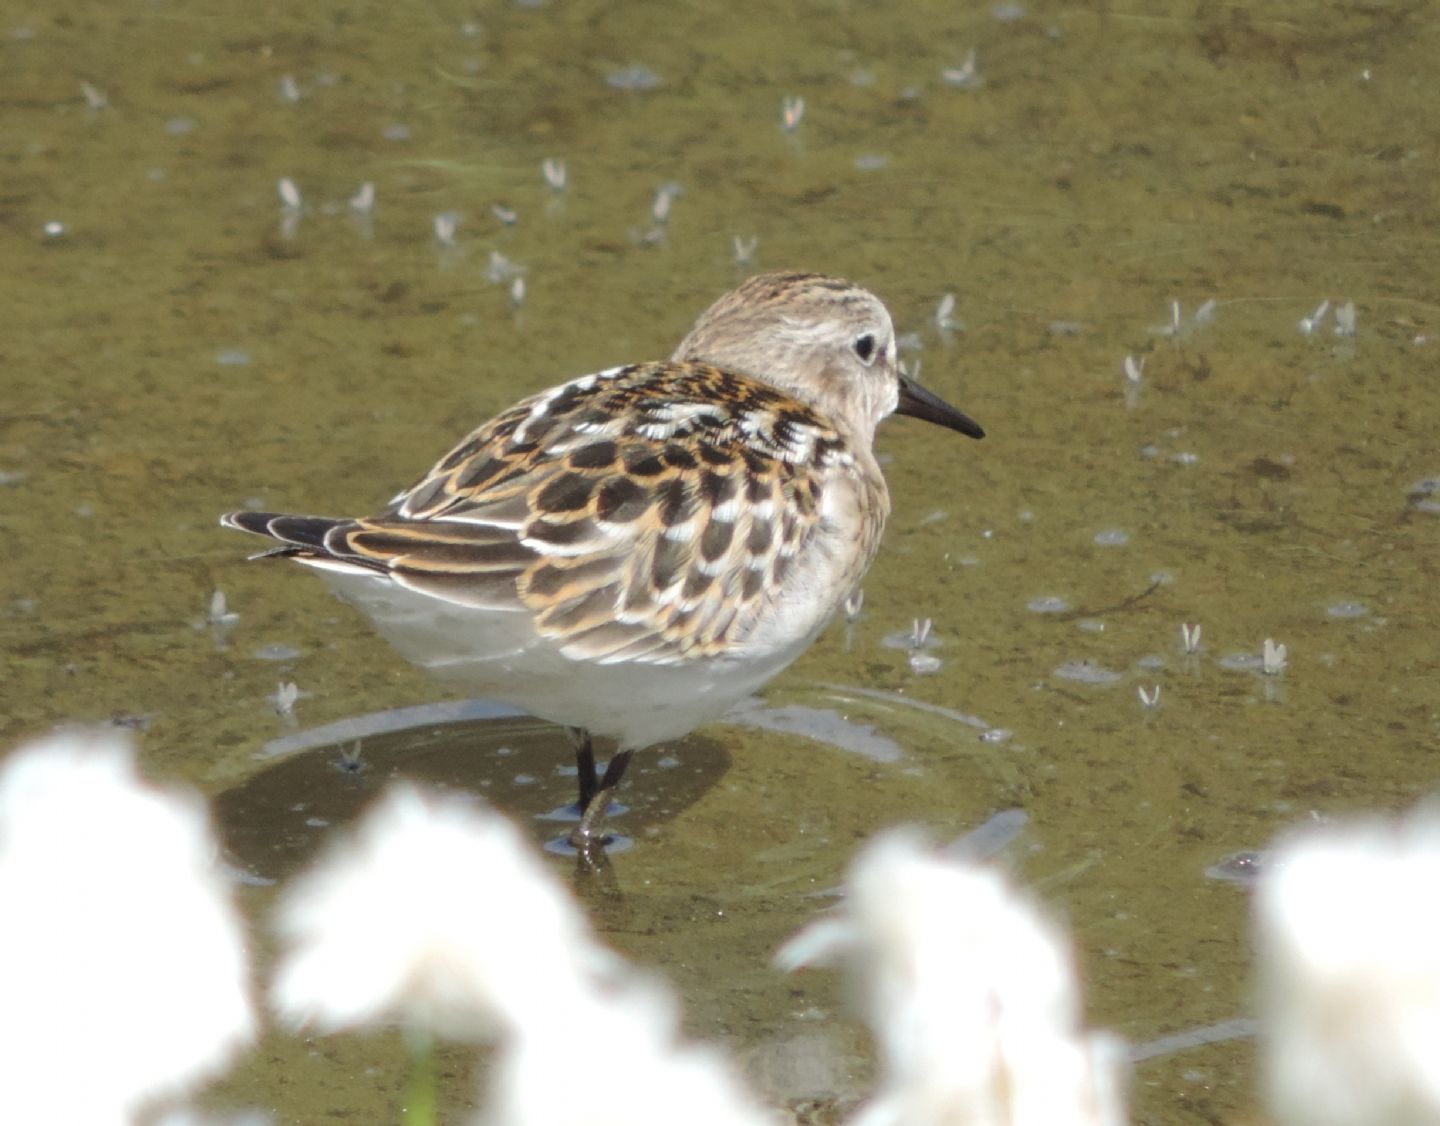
[853, 333, 878, 365]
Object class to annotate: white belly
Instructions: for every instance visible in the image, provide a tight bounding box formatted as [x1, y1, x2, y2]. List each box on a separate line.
[317, 567, 827, 750]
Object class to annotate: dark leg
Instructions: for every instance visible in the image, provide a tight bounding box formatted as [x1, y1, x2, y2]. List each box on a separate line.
[569, 749, 633, 849]
[567, 727, 598, 811]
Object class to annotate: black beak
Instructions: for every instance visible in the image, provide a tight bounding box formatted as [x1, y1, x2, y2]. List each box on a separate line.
[895, 375, 985, 439]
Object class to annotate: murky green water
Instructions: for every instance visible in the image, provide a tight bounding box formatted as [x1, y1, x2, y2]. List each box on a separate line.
[3, 0, 1437, 1121]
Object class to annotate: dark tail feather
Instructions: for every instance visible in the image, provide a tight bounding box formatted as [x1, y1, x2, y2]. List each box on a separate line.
[219, 510, 365, 564]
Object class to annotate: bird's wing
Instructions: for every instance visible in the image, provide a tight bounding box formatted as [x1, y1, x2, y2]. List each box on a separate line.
[225, 361, 860, 666]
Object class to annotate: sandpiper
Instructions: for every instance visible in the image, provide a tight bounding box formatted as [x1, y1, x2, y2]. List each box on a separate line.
[223, 272, 984, 849]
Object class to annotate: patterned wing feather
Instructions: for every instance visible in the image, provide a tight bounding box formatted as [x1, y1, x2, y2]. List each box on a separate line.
[232, 362, 871, 664]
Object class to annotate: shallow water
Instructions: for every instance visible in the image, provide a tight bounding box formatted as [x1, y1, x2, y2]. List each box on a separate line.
[3, 1, 1438, 1121]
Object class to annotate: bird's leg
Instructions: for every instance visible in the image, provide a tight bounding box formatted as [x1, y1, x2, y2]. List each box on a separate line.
[569, 749, 633, 850]
[567, 727, 598, 812]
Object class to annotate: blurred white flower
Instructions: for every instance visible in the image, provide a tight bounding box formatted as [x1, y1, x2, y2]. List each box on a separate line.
[153, 1112, 273, 1126]
[478, 975, 774, 1126]
[0, 730, 254, 1124]
[271, 783, 612, 1041]
[778, 830, 1125, 1126]
[1256, 812, 1440, 1126]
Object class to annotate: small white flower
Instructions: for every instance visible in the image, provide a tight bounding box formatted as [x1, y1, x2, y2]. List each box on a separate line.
[486, 250, 518, 283]
[651, 183, 680, 224]
[433, 211, 459, 247]
[778, 830, 1126, 1126]
[1334, 300, 1357, 337]
[941, 49, 981, 88]
[333, 740, 365, 777]
[1149, 299, 1189, 338]
[478, 977, 771, 1126]
[1299, 298, 1330, 336]
[732, 235, 758, 266]
[349, 182, 376, 213]
[935, 292, 959, 331]
[272, 681, 298, 716]
[153, 1112, 272, 1126]
[1256, 812, 1440, 1126]
[541, 158, 567, 191]
[908, 652, 942, 675]
[780, 94, 805, 132]
[1180, 621, 1202, 655]
[1123, 354, 1145, 383]
[1263, 638, 1288, 675]
[276, 177, 302, 211]
[1137, 684, 1161, 708]
[0, 731, 254, 1122]
[271, 783, 611, 1041]
[207, 589, 240, 627]
[80, 79, 108, 110]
